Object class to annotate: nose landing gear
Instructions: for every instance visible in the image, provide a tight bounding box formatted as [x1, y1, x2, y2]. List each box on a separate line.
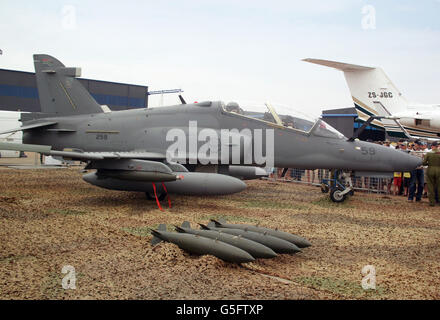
[321, 170, 354, 203]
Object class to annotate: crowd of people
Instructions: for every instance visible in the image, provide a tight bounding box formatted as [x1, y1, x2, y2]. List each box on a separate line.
[376, 139, 440, 206]
[268, 139, 440, 206]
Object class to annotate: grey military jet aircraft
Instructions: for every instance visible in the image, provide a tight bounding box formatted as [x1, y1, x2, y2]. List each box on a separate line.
[0, 54, 421, 206]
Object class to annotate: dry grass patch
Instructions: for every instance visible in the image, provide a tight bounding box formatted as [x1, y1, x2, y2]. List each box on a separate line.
[1, 167, 439, 299]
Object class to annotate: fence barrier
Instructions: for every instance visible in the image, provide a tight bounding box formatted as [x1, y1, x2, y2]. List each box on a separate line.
[265, 168, 394, 195]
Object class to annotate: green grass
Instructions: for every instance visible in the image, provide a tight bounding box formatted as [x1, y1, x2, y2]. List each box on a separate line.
[296, 276, 387, 298]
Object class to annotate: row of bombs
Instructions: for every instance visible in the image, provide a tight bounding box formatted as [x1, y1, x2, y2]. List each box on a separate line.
[150, 219, 312, 263]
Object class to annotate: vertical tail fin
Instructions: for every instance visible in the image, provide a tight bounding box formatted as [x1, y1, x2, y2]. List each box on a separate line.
[33, 54, 103, 116]
[303, 58, 409, 137]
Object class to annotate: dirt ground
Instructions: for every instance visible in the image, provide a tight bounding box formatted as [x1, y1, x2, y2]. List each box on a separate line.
[0, 167, 439, 300]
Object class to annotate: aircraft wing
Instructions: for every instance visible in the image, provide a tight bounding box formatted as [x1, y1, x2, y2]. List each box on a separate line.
[0, 142, 166, 161]
[0, 121, 58, 135]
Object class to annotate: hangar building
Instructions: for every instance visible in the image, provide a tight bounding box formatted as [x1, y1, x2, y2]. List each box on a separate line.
[0, 68, 149, 112]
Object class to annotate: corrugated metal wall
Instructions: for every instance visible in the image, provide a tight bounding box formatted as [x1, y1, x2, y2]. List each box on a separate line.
[0, 69, 148, 112]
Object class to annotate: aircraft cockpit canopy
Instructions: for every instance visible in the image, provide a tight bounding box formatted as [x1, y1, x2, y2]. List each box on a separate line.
[221, 101, 346, 140]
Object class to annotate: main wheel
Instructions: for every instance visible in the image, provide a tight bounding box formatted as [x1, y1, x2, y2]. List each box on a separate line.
[145, 192, 166, 201]
[330, 187, 346, 203]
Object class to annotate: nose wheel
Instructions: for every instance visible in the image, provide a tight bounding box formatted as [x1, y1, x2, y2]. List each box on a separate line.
[329, 187, 347, 203]
[321, 170, 354, 203]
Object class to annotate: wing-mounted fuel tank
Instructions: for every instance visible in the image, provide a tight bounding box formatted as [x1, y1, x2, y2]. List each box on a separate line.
[85, 159, 178, 182]
[82, 159, 247, 196]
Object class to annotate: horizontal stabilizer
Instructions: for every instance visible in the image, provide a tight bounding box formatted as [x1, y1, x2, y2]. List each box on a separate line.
[303, 58, 374, 71]
[0, 121, 57, 135]
[0, 142, 102, 160]
[0, 142, 52, 153]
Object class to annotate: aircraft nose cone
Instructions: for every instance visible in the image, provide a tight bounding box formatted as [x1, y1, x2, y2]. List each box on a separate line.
[393, 151, 422, 172]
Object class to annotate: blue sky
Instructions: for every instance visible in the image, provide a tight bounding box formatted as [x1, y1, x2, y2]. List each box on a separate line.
[0, 0, 439, 116]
